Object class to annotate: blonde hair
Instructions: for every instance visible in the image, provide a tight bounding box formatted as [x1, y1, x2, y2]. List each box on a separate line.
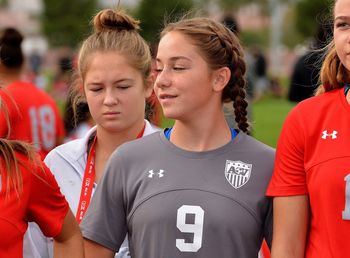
[71, 8, 152, 119]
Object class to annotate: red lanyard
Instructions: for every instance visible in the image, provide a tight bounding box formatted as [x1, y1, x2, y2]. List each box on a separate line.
[76, 136, 97, 223]
[76, 123, 146, 223]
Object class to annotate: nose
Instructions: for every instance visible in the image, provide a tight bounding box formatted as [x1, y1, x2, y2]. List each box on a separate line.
[155, 68, 171, 89]
[103, 88, 118, 106]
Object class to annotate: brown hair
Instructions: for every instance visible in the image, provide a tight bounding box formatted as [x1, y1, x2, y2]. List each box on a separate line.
[160, 17, 249, 133]
[317, 0, 350, 95]
[0, 27, 24, 69]
[71, 8, 152, 121]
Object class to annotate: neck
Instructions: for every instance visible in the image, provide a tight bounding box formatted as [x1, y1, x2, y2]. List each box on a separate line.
[0, 68, 22, 85]
[170, 111, 231, 152]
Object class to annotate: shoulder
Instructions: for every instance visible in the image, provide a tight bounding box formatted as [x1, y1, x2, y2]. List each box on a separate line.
[286, 88, 341, 125]
[295, 88, 340, 112]
[122, 130, 162, 150]
[15, 152, 52, 183]
[237, 133, 275, 157]
[111, 131, 163, 161]
[45, 128, 93, 165]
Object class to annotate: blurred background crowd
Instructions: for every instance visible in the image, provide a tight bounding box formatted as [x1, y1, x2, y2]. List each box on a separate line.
[0, 0, 331, 147]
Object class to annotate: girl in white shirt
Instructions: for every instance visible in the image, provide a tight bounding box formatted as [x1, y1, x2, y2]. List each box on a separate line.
[24, 8, 159, 258]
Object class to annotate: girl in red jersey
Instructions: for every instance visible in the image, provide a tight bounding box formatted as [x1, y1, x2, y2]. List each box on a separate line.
[0, 28, 65, 159]
[0, 98, 84, 258]
[267, 0, 350, 257]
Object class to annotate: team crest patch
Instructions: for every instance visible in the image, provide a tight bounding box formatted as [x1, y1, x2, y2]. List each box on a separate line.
[225, 160, 252, 189]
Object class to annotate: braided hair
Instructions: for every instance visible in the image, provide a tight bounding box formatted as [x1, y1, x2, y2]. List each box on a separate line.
[160, 17, 249, 133]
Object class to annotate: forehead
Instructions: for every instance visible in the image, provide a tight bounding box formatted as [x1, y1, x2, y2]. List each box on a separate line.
[334, 0, 350, 16]
[157, 31, 201, 61]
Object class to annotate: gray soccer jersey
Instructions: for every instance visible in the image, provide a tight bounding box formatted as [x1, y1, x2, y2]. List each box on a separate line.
[81, 131, 274, 258]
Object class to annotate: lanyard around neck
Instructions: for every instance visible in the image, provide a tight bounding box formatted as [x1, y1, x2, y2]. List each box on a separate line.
[76, 123, 146, 223]
[76, 135, 97, 223]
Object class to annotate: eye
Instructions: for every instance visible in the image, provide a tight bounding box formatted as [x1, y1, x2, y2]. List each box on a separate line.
[89, 87, 102, 92]
[335, 21, 349, 29]
[174, 67, 186, 71]
[117, 85, 130, 90]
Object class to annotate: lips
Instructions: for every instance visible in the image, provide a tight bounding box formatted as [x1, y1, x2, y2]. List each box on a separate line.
[103, 111, 121, 115]
[159, 93, 177, 99]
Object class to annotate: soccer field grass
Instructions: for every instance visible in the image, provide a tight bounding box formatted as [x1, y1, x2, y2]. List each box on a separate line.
[251, 96, 296, 148]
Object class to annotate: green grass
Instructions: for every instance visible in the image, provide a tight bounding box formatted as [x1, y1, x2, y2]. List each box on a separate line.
[251, 96, 296, 147]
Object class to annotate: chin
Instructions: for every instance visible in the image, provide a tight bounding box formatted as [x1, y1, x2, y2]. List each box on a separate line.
[102, 122, 126, 132]
[162, 109, 178, 120]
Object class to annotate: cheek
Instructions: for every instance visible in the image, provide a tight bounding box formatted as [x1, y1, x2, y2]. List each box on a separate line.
[334, 33, 346, 53]
[85, 95, 100, 112]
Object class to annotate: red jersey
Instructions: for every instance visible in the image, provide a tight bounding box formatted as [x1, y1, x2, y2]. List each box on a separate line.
[0, 152, 69, 258]
[267, 88, 350, 257]
[0, 81, 65, 159]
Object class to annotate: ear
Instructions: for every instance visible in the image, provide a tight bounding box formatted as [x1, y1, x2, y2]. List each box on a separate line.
[212, 67, 231, 92]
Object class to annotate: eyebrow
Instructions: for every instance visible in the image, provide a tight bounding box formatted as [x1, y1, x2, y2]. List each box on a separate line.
[87, 78, 133, 85]
[156, 56, 191, 63]
[334, 16, 350, 21]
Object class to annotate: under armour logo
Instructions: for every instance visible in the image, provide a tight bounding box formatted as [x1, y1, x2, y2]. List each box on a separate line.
[321, 130, 338, 139]
[148, 169, 165, 178]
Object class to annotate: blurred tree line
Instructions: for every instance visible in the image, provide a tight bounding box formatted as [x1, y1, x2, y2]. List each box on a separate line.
[0, 0, 7, 7]
[42, 0, 99, 47]
[12, 0, 331, 49]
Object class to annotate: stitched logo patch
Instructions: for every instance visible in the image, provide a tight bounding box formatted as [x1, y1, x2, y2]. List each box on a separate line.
[225, 160, 252, 189]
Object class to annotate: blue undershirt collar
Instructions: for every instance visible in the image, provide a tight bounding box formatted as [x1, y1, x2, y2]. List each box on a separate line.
[164, 127, 238, 141]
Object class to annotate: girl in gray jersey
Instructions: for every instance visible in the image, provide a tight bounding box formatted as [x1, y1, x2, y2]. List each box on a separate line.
[81, 15, 274, 258]
[24, 7, 159, 258]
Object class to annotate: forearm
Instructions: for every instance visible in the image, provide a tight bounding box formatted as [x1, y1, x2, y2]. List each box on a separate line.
[84, 239, 114, 258]
[270, 195, 309, 258]
[54, 230, 84, 258]
[53, 210, 84, 258]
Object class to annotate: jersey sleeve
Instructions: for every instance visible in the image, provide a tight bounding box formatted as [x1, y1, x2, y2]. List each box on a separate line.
[266, 105, 308, 196]
[26, 160, 69, 238]
[80, 149, 128, 252]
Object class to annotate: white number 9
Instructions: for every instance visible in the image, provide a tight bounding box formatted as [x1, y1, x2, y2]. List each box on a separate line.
[176, 205, 204, 252]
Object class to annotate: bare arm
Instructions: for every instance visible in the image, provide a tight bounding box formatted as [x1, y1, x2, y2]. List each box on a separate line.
[53, 210, 84, 258]
[84, 238, 114, 258]
[270, 195, 309, 258]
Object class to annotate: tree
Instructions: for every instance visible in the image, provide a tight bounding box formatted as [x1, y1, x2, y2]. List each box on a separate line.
[42, 0, 98, 47]
[135, 0, 194, 44]
[0, 0, 7, 7]
[295, 0, 331, 39]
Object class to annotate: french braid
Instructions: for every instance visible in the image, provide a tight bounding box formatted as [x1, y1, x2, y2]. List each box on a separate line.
[161, 17, 250, 133]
